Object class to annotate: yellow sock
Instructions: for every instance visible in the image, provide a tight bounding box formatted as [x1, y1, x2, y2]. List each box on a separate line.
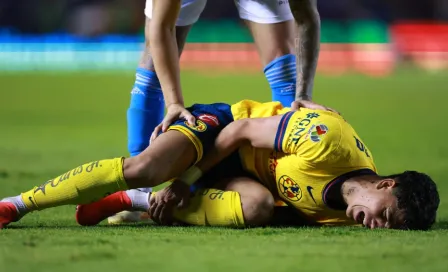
[21, 158, 128, 211]
[173, 188, 245, 228]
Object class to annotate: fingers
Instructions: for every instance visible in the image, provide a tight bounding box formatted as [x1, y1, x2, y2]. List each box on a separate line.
[159, 204, 174, 225]
[148, 191, 177, 225]
[151, 199, 164, 225]
[182, 110, 196, 126]
[177, 196, 189, 209]
[290, 101, 300, 111]
[291, 100, 341, 115]
[326, 107, 341, 115]
[148, 195, 158, 222]
[150, 123, 163, 144]
[161, 114, 174, 133]
[160, 106, 195, 132]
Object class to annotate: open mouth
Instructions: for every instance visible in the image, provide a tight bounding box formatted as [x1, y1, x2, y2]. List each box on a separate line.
[356, 211, 365, 224]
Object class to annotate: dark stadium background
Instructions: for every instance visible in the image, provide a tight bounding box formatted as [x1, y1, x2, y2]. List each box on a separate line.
[0, 1, 447, 272]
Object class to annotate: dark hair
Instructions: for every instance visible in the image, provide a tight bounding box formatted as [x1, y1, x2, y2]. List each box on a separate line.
[384, 171, 439, 230]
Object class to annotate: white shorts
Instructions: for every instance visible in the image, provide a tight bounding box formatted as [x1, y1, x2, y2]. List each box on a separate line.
[144, 0, 293, 26]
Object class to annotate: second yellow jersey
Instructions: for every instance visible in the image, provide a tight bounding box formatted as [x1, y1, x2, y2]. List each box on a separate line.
[230, 100, 378, 226]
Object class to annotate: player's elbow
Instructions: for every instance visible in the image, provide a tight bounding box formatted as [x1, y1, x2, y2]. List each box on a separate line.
[234, 119, 267, 149]
[227, 120, 251, 144]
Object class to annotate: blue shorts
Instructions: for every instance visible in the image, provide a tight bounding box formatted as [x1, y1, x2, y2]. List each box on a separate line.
[168, 103, 234, 163]
[167, 103, 246, 190]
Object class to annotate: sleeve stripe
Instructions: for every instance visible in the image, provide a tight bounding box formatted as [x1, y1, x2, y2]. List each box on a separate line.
[274, 111, 294, 152]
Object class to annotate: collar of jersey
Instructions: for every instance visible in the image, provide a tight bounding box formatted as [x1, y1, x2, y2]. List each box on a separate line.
[322, 168, 377, 210]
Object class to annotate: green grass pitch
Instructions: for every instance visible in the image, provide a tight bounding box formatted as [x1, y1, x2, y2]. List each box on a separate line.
[0, 70, 448, 271]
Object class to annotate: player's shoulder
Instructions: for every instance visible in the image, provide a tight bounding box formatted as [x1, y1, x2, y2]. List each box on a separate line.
[283, 109, 344, 160]
[288, 109, 344, 144]
[321, 114, 377, 171]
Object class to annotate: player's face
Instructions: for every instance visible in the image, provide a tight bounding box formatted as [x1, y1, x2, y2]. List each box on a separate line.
[346, 179, 404, 229]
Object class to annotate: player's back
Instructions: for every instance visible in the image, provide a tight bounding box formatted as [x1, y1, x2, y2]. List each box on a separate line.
[231, 100, 377, 226]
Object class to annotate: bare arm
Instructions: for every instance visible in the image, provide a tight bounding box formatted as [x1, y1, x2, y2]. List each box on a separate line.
[150, 0, 184, 106]
[196, 115, 283, 173]
[140, 18, 191, 71]
[289, 0, 320, 101]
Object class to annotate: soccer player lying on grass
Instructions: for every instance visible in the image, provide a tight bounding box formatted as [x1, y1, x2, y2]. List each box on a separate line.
[0, 101, 440, 230]
[120, 0, 329, 225]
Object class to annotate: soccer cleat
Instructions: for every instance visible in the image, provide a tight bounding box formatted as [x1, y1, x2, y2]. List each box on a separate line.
[107, 211, 151, 225]
[76, 191, 133, 226]
[0, 202, 19, 229]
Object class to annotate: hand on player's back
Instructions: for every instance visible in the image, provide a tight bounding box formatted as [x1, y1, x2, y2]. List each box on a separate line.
[291, 100, 339, 115]
[151, 103, 196, 143]
[148, 181, 191, 225]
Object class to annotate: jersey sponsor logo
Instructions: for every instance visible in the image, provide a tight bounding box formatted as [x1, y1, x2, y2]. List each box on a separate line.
[185, 120, 207, 132]
[278, 175, 302, 202]
[287, 112, 320, 148]
[306, 113, 320, 119]
[306, 186, 317, 204]
[309, 124, 329, 143]
[198, 114, 220, 127]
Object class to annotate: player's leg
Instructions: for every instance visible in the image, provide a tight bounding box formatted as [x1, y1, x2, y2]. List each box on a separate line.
[154, 176, 275, 227]
[128, 20, 191, 156]
[124, 20, 191, 196]
[117, 0, 207, 223]
[0, 130, 197, 228]
[128, 0, 207, 156]
[73, 103, 236, 226]
[208, 176, 275, 226]
[235, 0, 296, 107]
[77, 176, 274, 227]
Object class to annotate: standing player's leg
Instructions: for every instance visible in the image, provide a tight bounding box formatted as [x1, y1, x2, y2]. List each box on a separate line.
[235, 0, 296, 107]
[0, 130, 198, 229]
[115, 0, 207, 223]
[128, 7, 197, 157]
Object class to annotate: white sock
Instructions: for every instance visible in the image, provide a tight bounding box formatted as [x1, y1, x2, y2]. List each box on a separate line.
[137, 187, 152, 193]
[125, 189, 150, 211]
[1, 195, 29, 216]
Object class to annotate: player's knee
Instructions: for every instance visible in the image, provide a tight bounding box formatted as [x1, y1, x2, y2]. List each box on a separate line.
[241, 191, 275, 226]
[122, 156, 160, 188]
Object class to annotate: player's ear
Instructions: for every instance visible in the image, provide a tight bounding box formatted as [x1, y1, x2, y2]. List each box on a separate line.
[376, 179, 397, 190]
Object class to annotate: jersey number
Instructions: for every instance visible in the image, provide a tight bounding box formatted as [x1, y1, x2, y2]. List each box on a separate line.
[354, 136, 370, 157]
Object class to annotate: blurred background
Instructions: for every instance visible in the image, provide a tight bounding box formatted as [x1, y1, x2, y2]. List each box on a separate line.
[0, 0, 447, 73]
[0, 0, 448, 232]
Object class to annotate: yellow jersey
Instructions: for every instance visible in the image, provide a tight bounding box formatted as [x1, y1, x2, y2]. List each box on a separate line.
[231, 100, 378, 226]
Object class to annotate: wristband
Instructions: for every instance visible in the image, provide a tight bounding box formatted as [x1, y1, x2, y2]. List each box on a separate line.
[179, 166, 203, 186]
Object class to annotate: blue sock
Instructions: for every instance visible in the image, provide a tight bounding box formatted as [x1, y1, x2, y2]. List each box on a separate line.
[127, 68, 165, 157]
[263, 54, 296, 107]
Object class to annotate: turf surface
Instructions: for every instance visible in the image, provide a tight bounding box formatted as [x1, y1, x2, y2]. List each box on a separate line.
[0, 70, 447, 271]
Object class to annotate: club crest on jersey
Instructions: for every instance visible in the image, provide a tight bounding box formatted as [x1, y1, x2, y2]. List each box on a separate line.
[278, 175, 302, 202]
[309, 124, 328, 142]
[198, 114, 219, 127]
[185, 120, 207, 132]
